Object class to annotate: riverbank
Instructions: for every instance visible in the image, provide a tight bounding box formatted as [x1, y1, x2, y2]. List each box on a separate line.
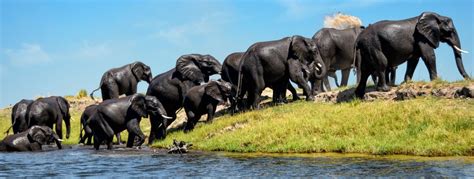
[152, 80, 474, 156]
[0, 80, 473, 156]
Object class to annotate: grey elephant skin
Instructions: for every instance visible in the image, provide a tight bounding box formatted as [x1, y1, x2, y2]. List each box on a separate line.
[183, 80, 232, 132]
[146, 54, 222, 143]
[0, 126, 62, 152]
[90, 61, 153, 100]
[311, 26, 364, 92]
[9, 99, 33, 134]
[26, 96, 71, 140]
[87, 94, 169, 150]
[78, 104, 98, 145]
[222, 52, 300, 114]
[237, 35, 327, 110]
[355, 12, 469, 98]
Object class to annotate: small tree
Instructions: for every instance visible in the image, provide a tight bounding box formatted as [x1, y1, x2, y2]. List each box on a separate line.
[77, 89, 88, 98]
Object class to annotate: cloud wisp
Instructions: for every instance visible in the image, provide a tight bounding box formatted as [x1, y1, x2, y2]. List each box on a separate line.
[4, 43, 51, 66]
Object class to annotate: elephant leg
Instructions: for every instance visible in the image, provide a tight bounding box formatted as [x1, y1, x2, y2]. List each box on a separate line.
[389, 67, 397, 86]
[375, 70, 390, 92]
[323, 76, 331, 91]
[86, 134, 93, 145]
[247, 73, 264, 110]
[372, 50, 390, 92]
[355, 69, 371, 99]
[126, 118, 144, 148]
[115, 133, 122, 145]
[340, 69, 350, 87]
[419, 43, 438, 80]
[184, 111, 196, 132]
[148, 115, 159, 144]
[206, 104, 215, 123]
[93, 136, 101, 150]
[287, 83, 300, 101]
[106, 137, 114, 150]
[272, 79, 288, 104]
[404, 58, 420, 82]
[55, 119, 63, 140]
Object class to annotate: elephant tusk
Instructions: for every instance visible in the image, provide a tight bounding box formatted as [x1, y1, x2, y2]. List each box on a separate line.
[317, 63, 323, 68]
[57, 139, 63, 142]
[161, 114, 173, 120]
[454, 45, 469, 54]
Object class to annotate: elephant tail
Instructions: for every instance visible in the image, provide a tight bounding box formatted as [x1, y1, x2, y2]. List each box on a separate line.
[3, 119, 16, 135]
[89, 87, 100, 100]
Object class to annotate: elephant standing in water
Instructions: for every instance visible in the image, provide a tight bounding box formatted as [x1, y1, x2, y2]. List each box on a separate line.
[8, 99, 33, 134]
[311, 26, 365, 93]
[0, 126, 62, 152]
[78, 104, 98, 145]
[90, 61, 153, 144]
[237, 35, 327, 110]
[26, 96, 71, 140]
[222, 52, 300, 114]
[355, 12, 470, 98]
[146, 54, 222, 142]
[87, 94, 170, 150]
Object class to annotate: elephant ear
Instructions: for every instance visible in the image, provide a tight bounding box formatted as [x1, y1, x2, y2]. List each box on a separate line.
[27, 126, 47, 145]
[130, 94, 148, 118]
[205, 81, 224, 102]
[176, 54, 205, 84]
[289, 36, 310, 63]
[131, 61, 145, 80]
[56, 97, 70, 119]
[416, 12, 440, 48]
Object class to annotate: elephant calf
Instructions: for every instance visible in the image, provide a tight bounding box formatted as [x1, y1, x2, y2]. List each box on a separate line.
[183, 80, 232, 132]
[0, 126, 62, 152]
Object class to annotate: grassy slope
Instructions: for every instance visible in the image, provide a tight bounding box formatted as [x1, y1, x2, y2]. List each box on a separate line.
[151, 82, 474, 156]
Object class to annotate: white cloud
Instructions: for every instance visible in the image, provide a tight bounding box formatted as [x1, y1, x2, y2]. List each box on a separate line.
[4, 43, 51, 66]
[79, 41, 111, 59]
[151, 12, 230, 47]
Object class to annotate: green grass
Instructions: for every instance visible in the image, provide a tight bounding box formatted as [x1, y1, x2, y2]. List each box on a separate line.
[152, 97, 474, 156]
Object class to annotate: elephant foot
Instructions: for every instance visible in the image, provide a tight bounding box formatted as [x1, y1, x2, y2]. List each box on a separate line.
[376, 85, 391, 92]
[306, 96, 315, 101]
[292, 95, 301, 101]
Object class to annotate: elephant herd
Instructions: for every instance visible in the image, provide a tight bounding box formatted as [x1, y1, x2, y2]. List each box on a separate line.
[1, 12, 469, 152]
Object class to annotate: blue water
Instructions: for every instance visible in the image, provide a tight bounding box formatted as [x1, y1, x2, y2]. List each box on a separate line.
[0, 145, 472, 177]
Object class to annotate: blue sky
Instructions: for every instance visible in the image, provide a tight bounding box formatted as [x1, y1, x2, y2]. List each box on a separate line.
[1, 0, 473, 107]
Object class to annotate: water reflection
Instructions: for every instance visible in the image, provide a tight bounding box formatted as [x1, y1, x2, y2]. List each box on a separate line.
[0, 145, 472, 177]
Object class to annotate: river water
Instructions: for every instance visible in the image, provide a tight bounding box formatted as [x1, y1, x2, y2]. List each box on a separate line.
[0, 145, 472, 177]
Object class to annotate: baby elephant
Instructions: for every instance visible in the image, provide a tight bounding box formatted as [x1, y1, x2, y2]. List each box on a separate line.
[183, 80, 232, 132]
[0, 126, 62, 152]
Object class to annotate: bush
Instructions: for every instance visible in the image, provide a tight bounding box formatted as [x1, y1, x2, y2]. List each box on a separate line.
[76, 89, 88, 98]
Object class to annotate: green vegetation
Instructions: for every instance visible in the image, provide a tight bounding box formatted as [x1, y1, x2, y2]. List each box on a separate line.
[0, 81, 473, 156]
[152, 97, 473, 156]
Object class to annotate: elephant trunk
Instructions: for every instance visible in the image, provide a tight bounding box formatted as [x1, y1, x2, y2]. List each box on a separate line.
[312, 53, 328, 79]
[450, 31, 470, 79]
[52, 133, 62, 149]
[65, 116, 71, 139]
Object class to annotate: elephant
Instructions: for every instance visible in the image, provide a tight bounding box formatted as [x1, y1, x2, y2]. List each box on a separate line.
[222, 52, 300, 114]
[90, 61, 153, 100]
[0, 126, 62, 152]
[87, 94, 171, 150]
[146, 54, 222, 143]
[26, 96, 71, 140]
[6, 99, 33, 134]
[78, 104, 97, 145]
[355, 12, 470, 98]
[237, 35, 327, 109]
[311, 26, 365, 92]
[183, 80, 233, 132]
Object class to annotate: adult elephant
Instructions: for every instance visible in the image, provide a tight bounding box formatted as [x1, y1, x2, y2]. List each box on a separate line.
[146, 54, 222, 143]
[355, 12, 470, 98]
[0, 126, 62, 152]
[237, 35, 327, 109]
[7, 99, 33, 134]
[90, 61, 153, 100]
[87, 94, 170, 150]
[222, 52, 300, 113]
[311, 26, 365, 92]
[26, 96, 71, 140]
